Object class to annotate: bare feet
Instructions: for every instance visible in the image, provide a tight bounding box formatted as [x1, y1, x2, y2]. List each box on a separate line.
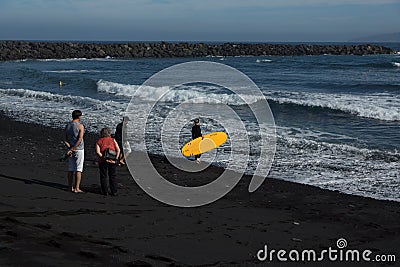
[73, 188, 84, 193]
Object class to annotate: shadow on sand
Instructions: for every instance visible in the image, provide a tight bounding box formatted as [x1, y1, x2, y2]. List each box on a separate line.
[0, 173, 114, 196]
[0, 173, 67, 190]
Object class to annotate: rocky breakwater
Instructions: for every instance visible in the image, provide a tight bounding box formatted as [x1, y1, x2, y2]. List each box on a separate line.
[0, 41, 396, 60]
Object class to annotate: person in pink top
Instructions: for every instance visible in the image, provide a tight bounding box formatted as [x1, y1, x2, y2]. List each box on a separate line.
[96, 127, 120, 196]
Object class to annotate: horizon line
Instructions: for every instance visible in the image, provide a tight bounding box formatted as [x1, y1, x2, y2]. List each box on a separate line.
[1, 39, 398, 44]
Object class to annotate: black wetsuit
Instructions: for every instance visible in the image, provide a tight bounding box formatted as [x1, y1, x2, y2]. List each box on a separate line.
[191, 124, 202, 159]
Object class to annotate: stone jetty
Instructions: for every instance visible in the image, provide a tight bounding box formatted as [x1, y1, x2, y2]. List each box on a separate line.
[0, 41, 396, 61]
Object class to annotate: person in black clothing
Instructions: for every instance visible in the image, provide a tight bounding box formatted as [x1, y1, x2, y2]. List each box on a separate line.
[192, 118, 202, 163]
[114, 116, 129, 166]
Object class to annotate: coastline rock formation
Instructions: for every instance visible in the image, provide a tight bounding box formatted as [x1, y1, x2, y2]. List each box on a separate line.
[0, 41, 396, 61]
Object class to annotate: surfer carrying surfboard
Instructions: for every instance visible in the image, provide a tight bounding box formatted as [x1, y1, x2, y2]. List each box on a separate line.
[182, 124, 227, 160]
[192, 118, 202, 163]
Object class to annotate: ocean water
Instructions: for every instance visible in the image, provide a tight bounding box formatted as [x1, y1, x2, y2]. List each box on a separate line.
[0, 43, 399, 201]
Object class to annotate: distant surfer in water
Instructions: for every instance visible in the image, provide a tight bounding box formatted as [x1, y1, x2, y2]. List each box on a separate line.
[192, 118, 202, 163]
[59, 80, 64, 89]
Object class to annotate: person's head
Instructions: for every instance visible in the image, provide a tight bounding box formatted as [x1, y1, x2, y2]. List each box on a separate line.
[72, 110, 82, 121]
[123, 116, 130, 124]
[100, 127, 111, 138]
[194, 118, 200, 125]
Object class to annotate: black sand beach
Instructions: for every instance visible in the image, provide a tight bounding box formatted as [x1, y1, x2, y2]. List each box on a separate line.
[0, 113, 399, 266]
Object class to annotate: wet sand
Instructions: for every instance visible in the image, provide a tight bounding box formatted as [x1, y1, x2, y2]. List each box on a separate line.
[0, 113, 399, 266]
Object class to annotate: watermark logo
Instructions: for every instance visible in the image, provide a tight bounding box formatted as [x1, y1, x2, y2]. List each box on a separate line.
[257, 238, 396, 263]
[124, 61, 276, 207]
[336, 238, 347, 249]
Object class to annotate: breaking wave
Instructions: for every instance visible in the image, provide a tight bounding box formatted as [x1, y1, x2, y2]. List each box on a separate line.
[96, 80, 264, 105]
[265, 91, 400, 121]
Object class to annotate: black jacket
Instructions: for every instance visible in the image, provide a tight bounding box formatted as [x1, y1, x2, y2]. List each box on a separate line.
[192, 125, 202, 139]
[114, 122, 123, 143]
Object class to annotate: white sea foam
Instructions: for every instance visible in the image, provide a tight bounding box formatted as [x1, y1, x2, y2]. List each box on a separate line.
[0, 88, 120, 108]
[96, 80, 264, 105]
[266, 91, 400, 121]
[97, 80, 400, 121]
[272, 132, 400, 201]
[43, 69, 106, 73]
[0, 88, 127, 131]
[392, 62, 400, 67]
[97, 80, 141, 96]
[256, 59, 272, 63]
[15, 58, 96, 62]
[37, 58, 89, 62]
[15, 57, 127, 62]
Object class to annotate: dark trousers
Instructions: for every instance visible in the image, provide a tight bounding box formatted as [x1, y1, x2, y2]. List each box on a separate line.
[117, 141, 124, 155]
[99, 162, 117, 195]
[193, 137, 201, 160]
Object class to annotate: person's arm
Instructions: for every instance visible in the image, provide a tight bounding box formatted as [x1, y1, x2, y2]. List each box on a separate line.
[64, 132, 71, 148]
[114, 139, 121, 159]
[64, 127, 71, 148]
[68, 124, 84, 155]
[96, 143, 102, 158]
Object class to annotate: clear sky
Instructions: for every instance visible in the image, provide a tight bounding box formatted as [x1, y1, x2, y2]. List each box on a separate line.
[0, 0, 399, 42]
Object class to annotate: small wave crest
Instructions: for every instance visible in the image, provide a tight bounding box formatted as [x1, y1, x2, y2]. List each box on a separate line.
[38, 58, 90, 62]
[392, 62, 400, 67]
[0, 88, 123, 110]
[15, 56, 127, 62]
[256, 59, 272, 63]
[43, 69, 105, 73]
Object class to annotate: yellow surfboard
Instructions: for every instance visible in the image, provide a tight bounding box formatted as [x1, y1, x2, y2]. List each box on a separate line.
[181, 132, 228, 157]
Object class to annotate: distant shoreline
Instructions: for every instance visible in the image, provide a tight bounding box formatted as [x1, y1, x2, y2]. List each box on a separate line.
[0, 40, 396, 61]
